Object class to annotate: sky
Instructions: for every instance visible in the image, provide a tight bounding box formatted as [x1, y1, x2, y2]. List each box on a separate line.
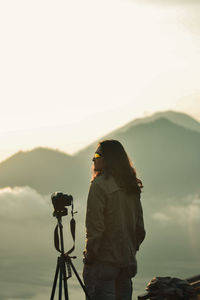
[0, 0, 200, 162]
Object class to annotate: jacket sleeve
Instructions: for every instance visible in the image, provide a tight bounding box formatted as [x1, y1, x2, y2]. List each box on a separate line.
[84, 181, 106, 263]
[136, 197, 146, 251]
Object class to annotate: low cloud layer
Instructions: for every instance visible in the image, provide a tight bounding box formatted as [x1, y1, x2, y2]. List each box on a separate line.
[148, 195, 200, 264]
[0, 187, 200, 299]
[0, 186, 86, 300]
[152, 195, 200, 225]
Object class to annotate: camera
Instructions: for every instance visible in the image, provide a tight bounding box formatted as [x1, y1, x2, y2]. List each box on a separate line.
[51, 192, 73, 214]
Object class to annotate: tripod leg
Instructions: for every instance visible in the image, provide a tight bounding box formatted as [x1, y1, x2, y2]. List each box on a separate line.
[50, 258, 60, 300]
[69, 259, 91, 300]
[61, 257, 69, 300]
[59, 263, 63, 300]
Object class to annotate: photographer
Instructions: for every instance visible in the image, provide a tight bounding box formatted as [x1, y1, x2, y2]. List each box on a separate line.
[83, 139, 145, 300]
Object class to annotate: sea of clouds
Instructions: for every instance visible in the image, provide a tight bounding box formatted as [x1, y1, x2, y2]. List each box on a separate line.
[151, 194, 200, 259]
[0, 186, 86, 300]
[0, 186, 200, 299]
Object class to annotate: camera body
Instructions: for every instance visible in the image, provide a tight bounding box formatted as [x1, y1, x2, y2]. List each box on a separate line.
[51, 192, 73, 214]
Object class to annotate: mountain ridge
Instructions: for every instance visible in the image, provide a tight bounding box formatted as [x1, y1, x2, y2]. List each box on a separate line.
[0, 113, 200, 202]
[74, 110, 200, 156]
[1, 110, 199, 164]
[117, 110, 200, 134]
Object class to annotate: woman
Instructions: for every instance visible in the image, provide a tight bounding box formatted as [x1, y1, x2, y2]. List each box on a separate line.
[83, 139, 145, 300]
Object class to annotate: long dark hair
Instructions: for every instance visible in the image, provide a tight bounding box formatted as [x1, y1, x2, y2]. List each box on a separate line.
[94, 139, 143, 194]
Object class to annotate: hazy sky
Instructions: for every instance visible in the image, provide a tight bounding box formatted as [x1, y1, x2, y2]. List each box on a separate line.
[0, 0, 200, 161]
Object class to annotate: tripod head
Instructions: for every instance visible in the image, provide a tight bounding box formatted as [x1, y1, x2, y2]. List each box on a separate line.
[51, 192, 73, 218]
[51, 191, 76, 255]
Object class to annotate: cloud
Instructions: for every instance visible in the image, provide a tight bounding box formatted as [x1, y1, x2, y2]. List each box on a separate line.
[1, 187, 200, 299]
[151, 195, 200, 225]
[149, 195, 200, 262]
[0, 186, 85, 300]
[152, 212, 171, 224]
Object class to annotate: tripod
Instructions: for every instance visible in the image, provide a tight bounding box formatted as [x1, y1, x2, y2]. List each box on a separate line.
[50, 211, 91, 300]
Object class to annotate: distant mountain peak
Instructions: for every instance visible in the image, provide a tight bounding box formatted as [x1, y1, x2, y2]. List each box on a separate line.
[23, 146, 71, 156]
[116, 110, 200, 134]
[0, 146, 72, 166]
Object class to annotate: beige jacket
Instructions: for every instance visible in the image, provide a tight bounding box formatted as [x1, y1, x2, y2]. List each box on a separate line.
[84, 173, 145, 267]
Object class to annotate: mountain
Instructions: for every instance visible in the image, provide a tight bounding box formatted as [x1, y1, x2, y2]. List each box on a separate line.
[0, 148, 86, 197]
[77, 117, 200, 201]
[76, 110, 200, 156]
[0, 113, 200, 203]
[106, 110, 200, 135]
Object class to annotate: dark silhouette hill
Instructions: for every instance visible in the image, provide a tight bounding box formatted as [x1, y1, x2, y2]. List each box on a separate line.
[100, 110, 200, 134]
[77, 117, 200, 201]
[115, 110, 200, 134]
[0, 148, 84, 197]
[0, 112, 200, 202]
[76, 110, 200, 157]
[114, 117, 200, 199]
[156, 110, 200, 132]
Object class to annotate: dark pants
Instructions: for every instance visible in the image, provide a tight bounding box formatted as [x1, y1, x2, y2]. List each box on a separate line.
[83, 261, 137, 300]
